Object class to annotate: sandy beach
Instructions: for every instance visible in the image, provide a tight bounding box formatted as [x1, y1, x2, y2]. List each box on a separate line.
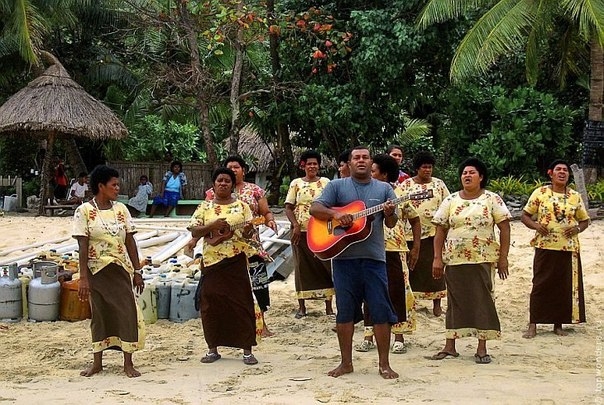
[0, 213, 602, 404]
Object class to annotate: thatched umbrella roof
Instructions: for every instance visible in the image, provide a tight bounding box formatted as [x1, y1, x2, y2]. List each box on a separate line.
[0, 51, 128, 214]
[238, 127, 336, 172]
[0, 52, 128, 139]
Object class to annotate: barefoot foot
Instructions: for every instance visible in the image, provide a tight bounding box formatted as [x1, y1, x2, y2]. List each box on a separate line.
[553, 325, 568, 336]
[261, 326, 274, 338]
[124, 364, 141, 378]
[327, 362, 353, 378]
[378, 365, 399, 379]
[522, 324, 537, 339]
[80, 364, 103, 377]
[433, 305, 443, 317]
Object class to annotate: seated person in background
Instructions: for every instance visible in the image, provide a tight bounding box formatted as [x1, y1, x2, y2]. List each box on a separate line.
[65, 172, 90, 205]
[127, 175, 153, 217]
[149, 161, 187, 218]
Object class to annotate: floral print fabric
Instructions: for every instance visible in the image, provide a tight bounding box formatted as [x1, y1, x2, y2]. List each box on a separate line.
[284, 177, 330, 231]
[188, 200, 256, 267]
[432, 191, 511, 265]
[72, 202, 136, 275]
[385, 187, 419, 252]
[523, 186, 589, 252]
[399, 177, 450, 240]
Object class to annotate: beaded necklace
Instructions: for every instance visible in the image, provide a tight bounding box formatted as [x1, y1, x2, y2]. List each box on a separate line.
[91, 198, 121, 236]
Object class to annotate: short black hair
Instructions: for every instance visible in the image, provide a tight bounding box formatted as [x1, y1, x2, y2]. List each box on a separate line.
[140, 175, 148, 181]
[338, 149, 351, 164]
[77, 172, 88, 179]
[349, 145, 370, 160]
[301, 150, 321, 165]
[212, 167, 236, 185]
[413, 151, 436, 170]
[89, 165, 119, 195]
[386, 145, 403, 155]
[548, 159, 570, 172]
[170, 161, 183, 170]
[372, 154, 399, 183]
[458, 157, 488, 189]
[223, 155, 249, 171]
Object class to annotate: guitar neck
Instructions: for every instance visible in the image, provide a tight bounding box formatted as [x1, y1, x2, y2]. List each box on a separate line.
[351, 195, 409, 220]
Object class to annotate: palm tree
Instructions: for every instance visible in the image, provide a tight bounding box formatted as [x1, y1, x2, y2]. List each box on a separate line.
[417, 0, 603, 120]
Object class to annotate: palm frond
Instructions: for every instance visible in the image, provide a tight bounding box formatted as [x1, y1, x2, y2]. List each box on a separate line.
[450, 0, 537, 82]
[561, 0, 604, 46]
[525, 0, 555, 85]
[416, 0, 494, 29]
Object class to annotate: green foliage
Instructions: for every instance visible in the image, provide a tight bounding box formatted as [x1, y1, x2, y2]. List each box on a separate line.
[586, 180, 604, 202]
[489, 176, 545, 199]
[468, 87, 579, 178]
[104, 115, 205, 162]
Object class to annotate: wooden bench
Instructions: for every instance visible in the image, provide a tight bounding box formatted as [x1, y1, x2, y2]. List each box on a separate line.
[44, 204, 77, 216]
[118, 198, 202, 218]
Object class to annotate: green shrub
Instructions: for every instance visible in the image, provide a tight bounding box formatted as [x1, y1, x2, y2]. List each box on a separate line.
[586, 180, 604, 202]
[489, 175, 544, 198]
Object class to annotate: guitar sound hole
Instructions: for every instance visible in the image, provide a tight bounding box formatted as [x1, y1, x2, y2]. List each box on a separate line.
[333, 225, 350, 236]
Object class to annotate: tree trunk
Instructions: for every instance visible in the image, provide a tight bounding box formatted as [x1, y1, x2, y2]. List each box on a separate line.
[227, 6, 245, 155]
[38, 132, 56, 215]
[589, 37, 603, 121]
[177, 1, 218, 168]
[584, 37, 604, 183]
[64, 138, 87, 176]
[265, 0, 295, 205]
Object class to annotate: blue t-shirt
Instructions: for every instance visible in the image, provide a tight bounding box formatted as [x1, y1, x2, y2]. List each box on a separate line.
[313, 177, 396, 262]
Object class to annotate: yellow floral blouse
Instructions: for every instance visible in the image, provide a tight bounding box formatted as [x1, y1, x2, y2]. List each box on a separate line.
[188, 200, 257, 267]
[399, 177, 450, 240]
[523, 186, 589, 252]
[432, 191, 511, 265]
[285, 177, 330, 231]
[385, 187, 419, 252]
[72, 201, 136, 275]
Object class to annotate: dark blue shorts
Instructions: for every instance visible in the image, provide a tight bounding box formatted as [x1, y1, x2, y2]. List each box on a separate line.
[153, 190, 180, 207]
[332, 258, 397, 325]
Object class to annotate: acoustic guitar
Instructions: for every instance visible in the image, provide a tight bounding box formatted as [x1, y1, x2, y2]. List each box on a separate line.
[307, 190, 433, 260]
[205, 217, 266, 246]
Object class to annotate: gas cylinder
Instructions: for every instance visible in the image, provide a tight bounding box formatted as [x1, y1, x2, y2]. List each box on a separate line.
[28, 265, 60, 321]
[0, 263, 23, 322]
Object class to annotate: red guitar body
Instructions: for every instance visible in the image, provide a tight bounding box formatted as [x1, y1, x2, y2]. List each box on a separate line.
[306, 200, 373, 260]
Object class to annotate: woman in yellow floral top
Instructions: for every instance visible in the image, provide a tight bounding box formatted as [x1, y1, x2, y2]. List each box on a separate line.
[521, 160, 590, 339]
[73, 165, 145, 378]
[285, 150, 334, 318]
[356, 154, 422, 355]
[202, 156, 277, 337]
[188, 168, 259, 365]
[400, 151, 450, 317]
[431, 158, 511, 364]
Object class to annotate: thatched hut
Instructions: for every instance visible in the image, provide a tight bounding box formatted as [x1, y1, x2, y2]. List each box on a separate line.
[237, 128, 337, 189]
[0, 52, 128, 214]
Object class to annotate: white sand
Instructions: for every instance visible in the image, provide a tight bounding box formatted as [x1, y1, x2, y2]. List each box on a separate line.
[0, 214, 602, 404]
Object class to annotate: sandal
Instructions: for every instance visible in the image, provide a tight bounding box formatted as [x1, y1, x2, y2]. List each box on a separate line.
[243, 353, 258, 365]
[200, 352, 221, 364]
[391, 341, 407, 354]
[474, 353, 492, 364]
[429, 351, 459, 360]
[354, 340, 375, 352]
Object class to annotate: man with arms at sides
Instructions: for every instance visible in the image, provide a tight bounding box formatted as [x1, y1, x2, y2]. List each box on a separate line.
[310, 146, 399, 379]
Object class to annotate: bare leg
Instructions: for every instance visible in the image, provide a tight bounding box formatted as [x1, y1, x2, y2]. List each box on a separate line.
[123, 352, 141, 378]
[295, 299, 306, 317]
[148, 204, 157, 218]
[325, 299, 334, 315]
[374, 323, 398, 379]
[433, 299, 443, 317]
[164, 205, 175, 217]
[523, 323, 537, 338]
[81, 351, 103, 377]
[553, 323, 568, 336]
[261, 311, 274, 337]
[328, 322, 354, 377]
[476, 339, 488, 357]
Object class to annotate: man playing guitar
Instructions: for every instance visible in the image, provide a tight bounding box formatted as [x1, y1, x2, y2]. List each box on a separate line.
[310, 146, 399, 379]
